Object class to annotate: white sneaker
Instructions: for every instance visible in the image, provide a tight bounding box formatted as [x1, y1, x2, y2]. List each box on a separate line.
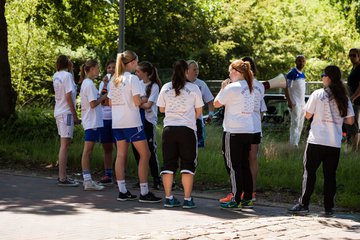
[83, 180, 105, 191]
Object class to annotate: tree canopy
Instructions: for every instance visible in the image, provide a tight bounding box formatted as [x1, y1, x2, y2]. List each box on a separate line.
[4, 0, 360, 107]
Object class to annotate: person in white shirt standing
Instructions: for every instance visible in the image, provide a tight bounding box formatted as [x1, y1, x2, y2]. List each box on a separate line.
[186, 60, 214, 148]
[132, 61, 162, 190]
[219, 57, 267, 203]
[157, 60, 204, 208]
[214, 59, 255, 210]
[80, 59, 107, 191]
[108, 50, 162, 203]
[98, 59, 116, 186]
[288, 65, 354, 216]
[53, 55, 80, 187]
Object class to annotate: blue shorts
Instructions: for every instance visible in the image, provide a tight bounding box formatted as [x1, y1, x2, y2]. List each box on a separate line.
[99, 120, 115, 143]
[84, 128, 100, 142]
[112, 126, 146, 143]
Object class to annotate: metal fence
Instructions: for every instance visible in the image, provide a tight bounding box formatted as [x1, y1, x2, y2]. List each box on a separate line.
[205, 80, 324, 96]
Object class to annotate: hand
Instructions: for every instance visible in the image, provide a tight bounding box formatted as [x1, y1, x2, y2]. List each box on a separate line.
[205, 115, 213, 124]
[221, 78, 230, 89]
[73, 115, 81, 125]
[103, 75, 109, 84]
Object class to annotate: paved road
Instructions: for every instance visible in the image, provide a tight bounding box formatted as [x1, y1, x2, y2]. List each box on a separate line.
[0, 170, 359, 239]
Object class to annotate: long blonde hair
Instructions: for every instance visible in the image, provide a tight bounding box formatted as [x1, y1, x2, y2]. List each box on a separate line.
[114, 50, 138, 87]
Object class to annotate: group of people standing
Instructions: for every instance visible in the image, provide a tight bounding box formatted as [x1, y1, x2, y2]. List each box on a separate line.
[53, 49, 356, 213]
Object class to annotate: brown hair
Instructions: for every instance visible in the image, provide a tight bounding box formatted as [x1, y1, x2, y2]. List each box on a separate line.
[79, 59, 99, 83]
[171, 60, 188, 96]
[56, 55, 71, 71]
[138, 61, 162, 97]
[230, 60, 254, 92]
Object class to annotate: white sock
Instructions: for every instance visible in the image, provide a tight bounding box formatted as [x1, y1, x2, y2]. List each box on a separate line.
[117, 180, 127, 193]
[140, 182, 149, 196]
[82, 172, 92, 182]
[166, 195, 173, 200]
[184, 197, 192, 201]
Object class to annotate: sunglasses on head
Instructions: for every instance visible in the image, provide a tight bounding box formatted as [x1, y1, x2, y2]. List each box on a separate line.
[321, 73, 327, 78]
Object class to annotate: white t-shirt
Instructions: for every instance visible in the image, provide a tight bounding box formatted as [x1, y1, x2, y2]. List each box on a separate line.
[305, 88, 354, 148]
[98, 76, 112, 120]
[157, 82, 204, 131]
[193, 78, 214, 120]
[108, 72, 143, 129]
[80, 78, 103, 130]
[253, 79, 267, 134]
[142, 81, 160, 125]
[215, 80, 255, 133]
[53, 70, 77, 117]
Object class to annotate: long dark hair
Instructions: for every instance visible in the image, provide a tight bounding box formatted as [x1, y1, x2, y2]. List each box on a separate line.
[138, 61, 162, 97]
[230, 59, 254, 93]
[171, 60, 188, 96]
[324, 65, 348, 117]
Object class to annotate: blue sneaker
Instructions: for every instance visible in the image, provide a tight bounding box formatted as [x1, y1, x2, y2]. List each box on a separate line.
[183, 198, 196, 209]
[220, 200, 242, 211]
[164, 197, 181, 208]
[241, 199, 254, 209]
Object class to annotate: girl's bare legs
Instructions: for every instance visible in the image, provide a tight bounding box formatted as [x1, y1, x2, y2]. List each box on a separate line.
[249, 143, 260, 192]
[132, 140, 150, 183]
[58, 137, 71, 180]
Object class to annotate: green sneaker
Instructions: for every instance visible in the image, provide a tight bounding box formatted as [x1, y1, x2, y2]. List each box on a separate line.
[241, 199, 254, 209]
[183, 198, 196, 209]
[220, 200, 242, 211]
[164, 197, 181, 208]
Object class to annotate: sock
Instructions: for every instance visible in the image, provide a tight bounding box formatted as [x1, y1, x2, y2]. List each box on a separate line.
[166, 195, 173, 200]
[117, 180, 127, 193]
[105, 169, 112, 178]
[140, 182, 149, 196]
[184, 197, 192, 201]
[82, 170, 92, 182]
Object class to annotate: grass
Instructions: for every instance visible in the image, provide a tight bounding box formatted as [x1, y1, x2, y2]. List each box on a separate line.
[0, 108, 359, 210]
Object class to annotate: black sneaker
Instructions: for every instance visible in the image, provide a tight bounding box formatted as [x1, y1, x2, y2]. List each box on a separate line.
[58, 178, 79, 187]
[288, 203, 309, 214]
[324, 209, 334, 217]
[139, 191, 162, 203]
[117, 191, 137, 201]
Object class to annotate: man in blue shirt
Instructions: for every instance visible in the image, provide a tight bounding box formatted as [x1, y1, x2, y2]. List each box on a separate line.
[285, 55, 306, 147]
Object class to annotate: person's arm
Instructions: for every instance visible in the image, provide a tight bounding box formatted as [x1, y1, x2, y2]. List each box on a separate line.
[205, 100, 215, 122]
[141, 101, 154, 109]
[350, 83, 360, 102]
[195, 107, 202, 119]
[133, 94, 142, 107]
[214, 79, 230, 108]
[344, 116, 355, 125]
[159, 107, 165, 113]
[65, 92, 80, 124]
[89, 94, 108, 108]
[284, 84, 293, 109]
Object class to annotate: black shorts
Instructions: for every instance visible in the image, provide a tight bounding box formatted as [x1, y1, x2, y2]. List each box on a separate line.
[161, 126, 197, 174]
[252, 132, 261, 144]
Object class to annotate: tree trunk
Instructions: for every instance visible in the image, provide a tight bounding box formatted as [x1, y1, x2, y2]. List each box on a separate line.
[0, 0, 16, 120]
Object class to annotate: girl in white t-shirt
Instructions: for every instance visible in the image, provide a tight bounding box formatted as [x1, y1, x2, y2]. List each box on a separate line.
[157, 60, 204, 208]
[80, 60, 107, 191]
[132, 61, 162, 189]
[288, 65, 354, 216]
[108, 50, 161, 203]
[214, 59, 255, 210]
[98, 59, 116, 186]
[53, 55, 80, 187]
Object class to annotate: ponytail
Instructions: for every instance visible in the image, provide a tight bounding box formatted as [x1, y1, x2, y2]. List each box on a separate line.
[79, 59, 99, 84]
[171, 60, 188, 96]
[138, 61, 162, 97]
[230, 60, 254, 92]
[114, 50, 138, 87]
